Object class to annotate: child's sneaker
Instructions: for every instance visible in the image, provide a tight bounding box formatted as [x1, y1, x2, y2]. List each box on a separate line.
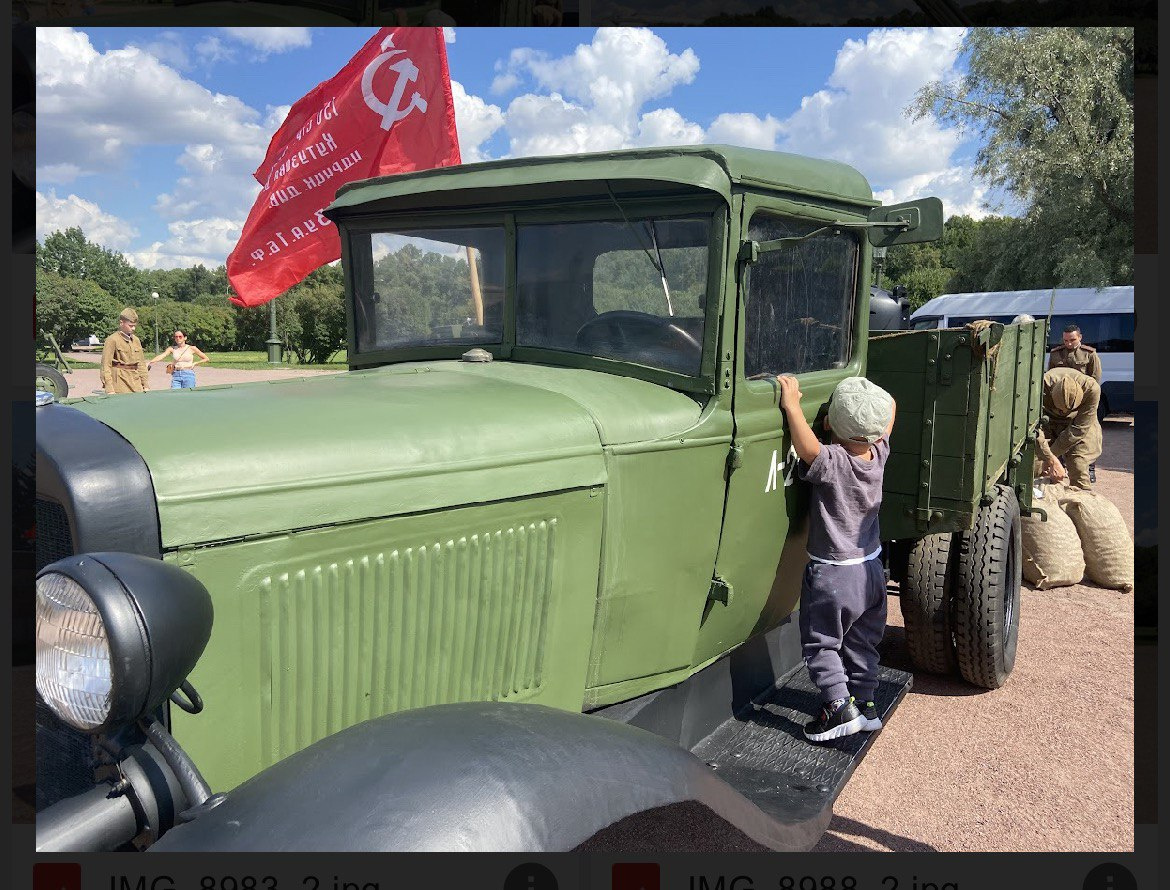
[804, 697, 864, 742]
[859, 700, 882, 731]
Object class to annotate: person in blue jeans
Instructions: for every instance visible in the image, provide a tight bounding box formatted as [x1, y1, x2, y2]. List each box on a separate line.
[149, 330, 209, 389]
[777, 374, 896, 742]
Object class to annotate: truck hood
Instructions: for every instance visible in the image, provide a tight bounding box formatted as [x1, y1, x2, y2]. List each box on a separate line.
[66, 363, 704, 549]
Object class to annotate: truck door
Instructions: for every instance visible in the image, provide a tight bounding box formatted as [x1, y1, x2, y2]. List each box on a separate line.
[693, 196, 867, 666]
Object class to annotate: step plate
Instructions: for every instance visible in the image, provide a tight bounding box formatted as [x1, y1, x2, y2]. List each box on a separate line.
[690, 664, 912, 842]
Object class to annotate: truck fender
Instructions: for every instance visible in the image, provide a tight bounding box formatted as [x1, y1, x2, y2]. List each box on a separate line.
[150, 701, 808, 852]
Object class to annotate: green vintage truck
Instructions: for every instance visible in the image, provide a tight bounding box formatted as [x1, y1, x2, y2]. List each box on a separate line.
[34, 146, 1046, 852]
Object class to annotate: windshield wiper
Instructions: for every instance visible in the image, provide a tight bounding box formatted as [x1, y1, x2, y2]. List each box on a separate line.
[647, 219, 674, 317]
[603, 181, 674, 317]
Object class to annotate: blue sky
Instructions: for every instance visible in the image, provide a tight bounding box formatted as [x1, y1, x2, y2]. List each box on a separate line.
[36, 26, 995, 269]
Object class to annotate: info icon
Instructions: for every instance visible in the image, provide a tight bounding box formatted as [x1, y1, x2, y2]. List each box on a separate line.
[612, 862, 660, 890]
[34, 863, 81, 890]
[1082, 863, 1137, 890]
[503, 862, 558, 890]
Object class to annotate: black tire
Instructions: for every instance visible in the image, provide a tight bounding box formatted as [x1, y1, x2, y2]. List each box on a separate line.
[35, 362, 68, 399]
[1096, 394, 1110, 425]
[901, 533, 958, 675]
[952, 485, 1022, 689]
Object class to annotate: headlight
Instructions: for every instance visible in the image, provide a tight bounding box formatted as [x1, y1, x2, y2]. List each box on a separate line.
[35, 553, 213, 734]
[36, 573, 113, 730]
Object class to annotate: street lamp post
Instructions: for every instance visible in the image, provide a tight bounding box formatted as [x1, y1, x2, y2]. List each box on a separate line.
[151, 291, 159, 352]
[266, 298, 282, 365]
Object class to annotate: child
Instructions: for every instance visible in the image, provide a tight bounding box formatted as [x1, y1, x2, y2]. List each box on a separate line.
[777, 374, 896, 742]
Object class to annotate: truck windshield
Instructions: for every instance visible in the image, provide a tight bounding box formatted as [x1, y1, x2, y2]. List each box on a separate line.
[357, 226, 507, 352]
[516, 215, 710, 376]
[354, 214, 712, 377]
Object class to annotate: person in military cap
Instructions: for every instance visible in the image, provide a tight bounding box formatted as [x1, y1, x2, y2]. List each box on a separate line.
[100, 308, 150, 394]
[1035, 367, 1102, 490]
[1046, 323, 1102, 480]
[1047, 322, 1102, 381]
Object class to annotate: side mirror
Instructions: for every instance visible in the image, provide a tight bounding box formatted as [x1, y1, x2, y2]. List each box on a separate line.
[868, 197, 944, 247]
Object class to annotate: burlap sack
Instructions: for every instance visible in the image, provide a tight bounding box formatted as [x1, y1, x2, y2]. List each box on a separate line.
[1022, 482, 1085, 589]
[1058, 489, 1135, 591]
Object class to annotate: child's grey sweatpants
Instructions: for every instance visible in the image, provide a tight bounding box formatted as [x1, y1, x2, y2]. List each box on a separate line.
[798, 558, 887, 703]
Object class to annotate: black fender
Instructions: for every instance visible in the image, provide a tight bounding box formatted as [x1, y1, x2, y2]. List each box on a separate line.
[150, 702, 808, 852]
[36, 402, 162, 559]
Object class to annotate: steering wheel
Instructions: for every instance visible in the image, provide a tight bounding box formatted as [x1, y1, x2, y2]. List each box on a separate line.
[574, 310, 702, 372]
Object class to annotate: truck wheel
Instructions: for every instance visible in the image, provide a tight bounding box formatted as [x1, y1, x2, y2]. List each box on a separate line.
[900, 533, 957, 675]
[952, 485, 1022, 689]
[35, 362, 68, 399]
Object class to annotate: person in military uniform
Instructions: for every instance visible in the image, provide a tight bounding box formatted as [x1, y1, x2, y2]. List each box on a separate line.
[1047, 322, 1102, 381]
[1035, 367, 1102, 490]
[1047, 323, 1102, 481]
[100, 308, 150, 394]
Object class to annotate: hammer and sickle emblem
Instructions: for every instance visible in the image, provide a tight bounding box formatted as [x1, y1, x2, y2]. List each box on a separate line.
[362, 34, 429, 131]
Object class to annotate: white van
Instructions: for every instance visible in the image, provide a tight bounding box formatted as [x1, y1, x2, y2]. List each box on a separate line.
[910, 286, 1134, 416]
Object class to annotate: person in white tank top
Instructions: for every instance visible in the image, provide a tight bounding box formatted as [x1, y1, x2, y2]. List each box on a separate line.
[148, 330, 209, 389]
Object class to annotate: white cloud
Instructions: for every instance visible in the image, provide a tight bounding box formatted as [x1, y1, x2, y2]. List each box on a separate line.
[124, 217, 244, 270]
[495, 29, 704, 157]
[506, 29, 698, 123]
[220, 28, 312, 56]
[505, 92, 628, 156]
[134, 32, 191, 71]
[705, 113, 783, 151]
[634, 108, 704, 147]
[443, 27, 456, 44]
[264, 104, 292, 130]
[36, 190, 138, 248]
[37, 28, 273, 223]
[491, 72, 521, 95]
[37, 163, 83, 185]
[451, 80, 505, 163]
[777, 28, 979, 211]
[194, 36, 235, 66]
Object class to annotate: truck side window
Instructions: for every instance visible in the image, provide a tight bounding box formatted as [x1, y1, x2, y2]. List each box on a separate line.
[744, 213, 858, 377]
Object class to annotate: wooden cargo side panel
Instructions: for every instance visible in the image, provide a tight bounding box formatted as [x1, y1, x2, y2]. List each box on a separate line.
[868, 329, 982, 541]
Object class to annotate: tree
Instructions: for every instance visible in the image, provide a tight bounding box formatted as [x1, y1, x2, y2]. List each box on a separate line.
[37, 227, 147, 304]
[287, 283, 346, 365]
[908, 28, 1133, 287]
[35, 268, 119, 348]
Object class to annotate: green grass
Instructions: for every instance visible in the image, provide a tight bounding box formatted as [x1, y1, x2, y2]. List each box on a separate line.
[202, 351, 348, 370]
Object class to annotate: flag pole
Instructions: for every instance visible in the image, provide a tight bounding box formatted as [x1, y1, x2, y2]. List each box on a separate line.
[467, 246, 484, 326]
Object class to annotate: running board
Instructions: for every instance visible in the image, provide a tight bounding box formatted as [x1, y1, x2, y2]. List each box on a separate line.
[689, 664, 912, 849]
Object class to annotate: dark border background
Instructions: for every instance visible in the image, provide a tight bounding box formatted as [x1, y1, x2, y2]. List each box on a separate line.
[7, 3, 1160, 886]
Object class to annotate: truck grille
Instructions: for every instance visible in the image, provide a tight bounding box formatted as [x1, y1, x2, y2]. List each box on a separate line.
[35, 699, 100, 812]
[35, 498, 73, 571]
[255, 519, 558, 767]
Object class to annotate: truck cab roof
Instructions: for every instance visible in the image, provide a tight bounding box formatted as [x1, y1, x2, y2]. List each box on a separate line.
[326, 145, 877, 219]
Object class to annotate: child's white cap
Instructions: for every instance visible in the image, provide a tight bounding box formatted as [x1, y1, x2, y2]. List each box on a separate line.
[827, 377, 894, 443]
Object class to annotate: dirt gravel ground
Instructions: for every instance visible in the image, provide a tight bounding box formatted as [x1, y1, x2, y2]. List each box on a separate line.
[815, 419, 1135, 853]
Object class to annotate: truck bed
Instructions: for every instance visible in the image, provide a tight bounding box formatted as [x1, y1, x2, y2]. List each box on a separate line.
[868, 320, 1046, 541]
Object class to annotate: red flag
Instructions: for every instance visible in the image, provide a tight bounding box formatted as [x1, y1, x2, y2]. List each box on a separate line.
[227, 28, 461, 307]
